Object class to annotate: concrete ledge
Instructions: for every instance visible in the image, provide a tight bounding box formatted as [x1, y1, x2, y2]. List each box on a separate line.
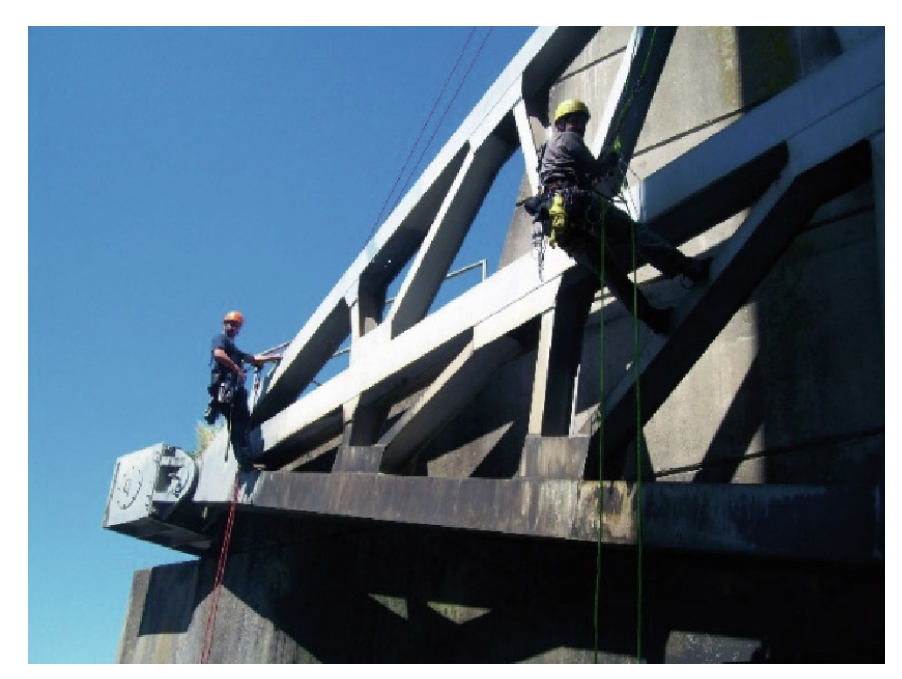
[240, 472, 879, 564]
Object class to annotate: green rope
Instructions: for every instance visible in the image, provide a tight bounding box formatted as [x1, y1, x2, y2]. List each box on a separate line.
[610, 27, 658, 152]
[630, 216, 644, 663]
[592, 199, 644, 663]
[593, 27, 659, 663]
[620, 27, 657, 664]
[593, 200, 607, 663]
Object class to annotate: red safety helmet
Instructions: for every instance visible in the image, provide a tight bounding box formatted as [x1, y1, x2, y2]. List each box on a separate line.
[223, 310, 244, 326]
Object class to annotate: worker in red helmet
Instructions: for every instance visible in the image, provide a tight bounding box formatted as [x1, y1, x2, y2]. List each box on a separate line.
[535, 98, 712, 334]
[205, 310, 282, 471]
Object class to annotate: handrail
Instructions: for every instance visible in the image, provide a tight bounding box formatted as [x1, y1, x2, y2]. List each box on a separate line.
[257, 341, 290, 357]
[385, 259, 486, 306]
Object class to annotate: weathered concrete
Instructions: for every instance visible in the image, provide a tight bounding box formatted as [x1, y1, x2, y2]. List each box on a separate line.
[108, 27, 885, 662]
[117, 524, 883, 663]
[233, 473, 879, 562]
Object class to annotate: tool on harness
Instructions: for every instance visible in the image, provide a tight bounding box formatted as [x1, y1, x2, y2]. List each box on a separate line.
[204, 363, 242, 424]
[519, 191, 552, 280]
[521, 186, 590, 244]
[530, 217, 547, 282]
[518, 186, 579, 284]
[217, 379, 235, 406]
[547, 190, 576, 247]
[203, 376, 234, 425]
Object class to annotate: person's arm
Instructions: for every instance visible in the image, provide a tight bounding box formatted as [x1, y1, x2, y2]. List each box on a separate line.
[213, 348, 246, 380]
[564, 132, 619, 181]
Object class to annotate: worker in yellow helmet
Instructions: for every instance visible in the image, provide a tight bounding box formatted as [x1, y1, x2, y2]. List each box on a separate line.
[537, 98, 712, 334]
[205, 310, 282, 471]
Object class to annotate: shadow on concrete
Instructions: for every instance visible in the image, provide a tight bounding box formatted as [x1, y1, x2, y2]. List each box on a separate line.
[413, 347, 537, 480]
[135, 561, 199, 637]
[138, 521, 884, 662]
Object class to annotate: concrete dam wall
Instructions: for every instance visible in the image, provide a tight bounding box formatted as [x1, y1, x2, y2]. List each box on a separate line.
[107, 26, 884, 663]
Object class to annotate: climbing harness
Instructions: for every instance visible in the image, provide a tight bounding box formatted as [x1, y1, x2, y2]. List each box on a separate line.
[522, 182, 606, 282]
[199, 471, 240, 664]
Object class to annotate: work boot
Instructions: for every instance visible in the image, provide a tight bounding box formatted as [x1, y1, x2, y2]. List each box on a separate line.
[235, 454, 255, 473]
[234, 440, 258, 472]
[643, 306, 673, 335]
[683, 255, 713, 286]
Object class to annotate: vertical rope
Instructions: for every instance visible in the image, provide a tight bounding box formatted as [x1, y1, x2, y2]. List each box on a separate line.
[608, 27, 657, 663]
[591, 27, 661, 663]
[630, 218, 644, 663]
[594, 201, 608, 663]
[199, 474, 240, 664]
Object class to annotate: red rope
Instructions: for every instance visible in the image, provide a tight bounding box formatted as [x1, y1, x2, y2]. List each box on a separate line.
[199, 474, 240, 663]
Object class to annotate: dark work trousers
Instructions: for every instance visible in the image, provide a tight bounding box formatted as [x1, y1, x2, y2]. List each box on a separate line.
[215, 388, 253, 464]
[560, 198, 693, 322]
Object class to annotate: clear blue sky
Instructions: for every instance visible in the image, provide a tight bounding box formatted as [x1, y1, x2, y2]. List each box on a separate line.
[27, 22, 538, 663]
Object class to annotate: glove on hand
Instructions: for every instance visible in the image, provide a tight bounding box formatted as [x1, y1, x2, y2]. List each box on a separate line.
[601, 150, 620, 173]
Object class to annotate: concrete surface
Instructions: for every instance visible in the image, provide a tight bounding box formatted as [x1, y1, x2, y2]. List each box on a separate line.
[106, 27, 885, 663]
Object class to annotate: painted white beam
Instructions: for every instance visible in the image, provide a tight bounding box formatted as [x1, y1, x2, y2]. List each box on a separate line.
[255, 27, 600, 422]
[260, 248, 574, 455]
[387, 135, 514, 338]
[379, 334, 525, 470]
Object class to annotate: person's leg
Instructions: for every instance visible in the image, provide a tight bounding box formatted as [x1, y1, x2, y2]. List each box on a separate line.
[602, 242, 672, 334]
[204, 383, 220, 424]
[591, 197, 711, 283]
[203, 399, 218, 425]
[561, 230, 602, 281]
[563, 230, 671, 334]
[227, 391, 255, 469]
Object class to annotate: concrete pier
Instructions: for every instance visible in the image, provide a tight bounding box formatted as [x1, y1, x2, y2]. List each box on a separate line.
[106, 27, 884, 663]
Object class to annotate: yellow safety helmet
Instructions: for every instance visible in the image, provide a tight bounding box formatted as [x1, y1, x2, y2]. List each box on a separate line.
[223, 310, 244, 326]
[553, 98, 590, 124]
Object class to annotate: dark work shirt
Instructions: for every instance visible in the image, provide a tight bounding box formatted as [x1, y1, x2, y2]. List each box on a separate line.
[210, 332, 249, 385]
[538, 130, 616, 190]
